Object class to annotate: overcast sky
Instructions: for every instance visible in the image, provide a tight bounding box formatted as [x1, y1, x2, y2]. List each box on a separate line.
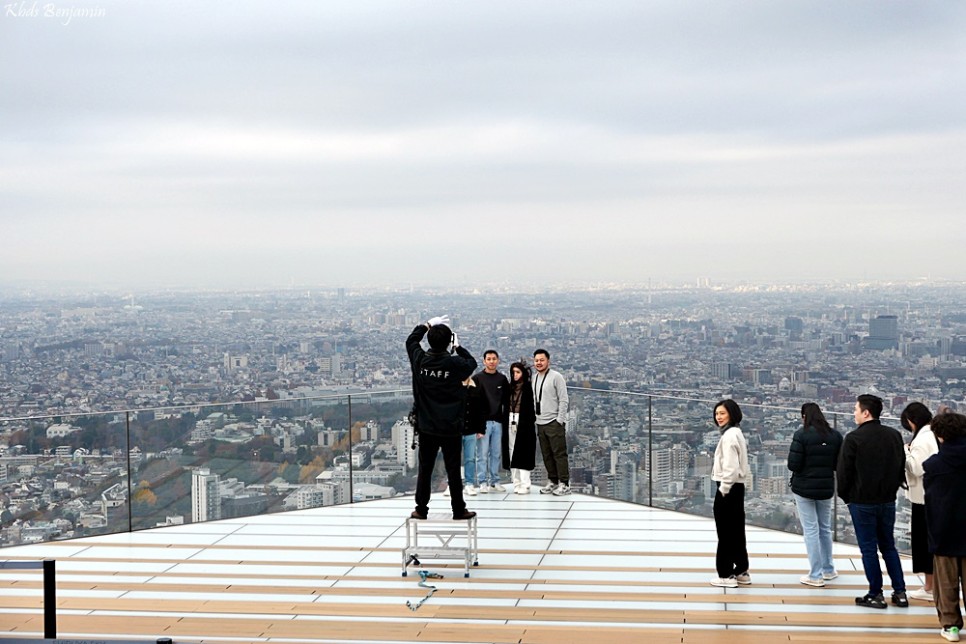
[2, 1, 965, 290]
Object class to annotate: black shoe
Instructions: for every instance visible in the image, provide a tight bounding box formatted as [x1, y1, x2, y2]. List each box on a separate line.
[855, 593, 887, 609]
[891, 591, 909, 608]
[453, 510, 477, 520]
[410, 510, 427, 520]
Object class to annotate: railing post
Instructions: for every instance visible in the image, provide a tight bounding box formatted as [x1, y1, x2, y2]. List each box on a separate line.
[647, 396, 653, 507]
[43, 559, 56, 638]
[126, 410, 133, 533]
[832, 413, 839, 543]
[347, 395, 354, 504]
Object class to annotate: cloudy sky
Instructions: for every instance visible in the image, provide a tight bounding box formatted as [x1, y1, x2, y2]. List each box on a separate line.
[2, 1, 964, 290]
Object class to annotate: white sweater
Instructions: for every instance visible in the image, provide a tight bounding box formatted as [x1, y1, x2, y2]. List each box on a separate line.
[904, 425, 938, 505]
[712, 426, 750, 496]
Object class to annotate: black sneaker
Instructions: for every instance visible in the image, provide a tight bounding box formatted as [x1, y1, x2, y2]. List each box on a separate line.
[453, 510, 477, 520]
[855, 593, 887, 609]
[891, 591, 909, 608]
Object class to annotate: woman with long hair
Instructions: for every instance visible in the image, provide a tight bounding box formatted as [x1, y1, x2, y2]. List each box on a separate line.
[503, 361, 537, 494]
[710, 399, 751, 588]
[901, 401, 938, 602]
[788, 402, 844, 587]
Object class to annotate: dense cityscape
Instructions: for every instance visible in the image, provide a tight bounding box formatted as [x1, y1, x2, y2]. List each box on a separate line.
[1, 280, 965, 548]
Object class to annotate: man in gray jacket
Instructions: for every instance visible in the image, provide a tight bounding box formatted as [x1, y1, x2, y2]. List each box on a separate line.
[532, 349, 571, 495]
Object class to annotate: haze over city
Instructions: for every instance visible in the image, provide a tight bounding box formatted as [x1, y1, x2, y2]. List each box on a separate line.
[2, 1, 964, 290]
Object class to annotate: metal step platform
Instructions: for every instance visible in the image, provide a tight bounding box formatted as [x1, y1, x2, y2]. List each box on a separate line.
[402, 513, 479, 578]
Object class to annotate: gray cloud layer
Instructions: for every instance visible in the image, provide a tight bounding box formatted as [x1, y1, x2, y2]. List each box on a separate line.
[2, 1, 965, 288]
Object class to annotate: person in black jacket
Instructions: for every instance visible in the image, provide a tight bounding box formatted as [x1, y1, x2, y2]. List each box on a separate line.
[923, 411, 966, 642]
[837, 394, 907, 609]
[787, 402, 843, 587]
[503, 361, 537, 494]
[406, 317, 478, 521]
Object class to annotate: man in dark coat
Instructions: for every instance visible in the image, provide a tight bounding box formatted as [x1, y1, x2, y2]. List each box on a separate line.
[837, 394, 907, 609]
[406, 316, 478, 520]
[923, 411, 966, 642]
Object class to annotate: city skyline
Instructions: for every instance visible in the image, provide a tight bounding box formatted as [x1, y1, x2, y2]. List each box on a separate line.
[3, 2, 965, 289]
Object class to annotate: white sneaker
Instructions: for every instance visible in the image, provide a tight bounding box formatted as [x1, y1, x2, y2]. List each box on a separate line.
[710, 576, 738, 588]
[800, 575, 825, 587]
[443, 486, 450, 497]
[514, 485, 530, 495]
[464, 484, 478, 496]
[552, 483, 571, 496]
[479, 482, 490, 494]
[822, 571, 839, 581]
[942, 627, 961, 642]
[491, 483, 505, 492]
[539, 482, 556, 494]
[909, 587, 934, 602]
[735, 572, 751, 585]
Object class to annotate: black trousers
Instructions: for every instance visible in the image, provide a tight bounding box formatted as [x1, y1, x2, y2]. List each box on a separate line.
[414, 432, 466, 515]
[713, 483, 749, 578]
[911, 502, 933, 574]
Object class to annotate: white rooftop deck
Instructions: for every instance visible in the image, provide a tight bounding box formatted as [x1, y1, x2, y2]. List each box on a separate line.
[0, 492, 944, 643]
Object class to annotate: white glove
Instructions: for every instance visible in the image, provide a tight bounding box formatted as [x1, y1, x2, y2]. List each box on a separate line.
[451, 332, 460, 349]
[428, 315, 450, 327]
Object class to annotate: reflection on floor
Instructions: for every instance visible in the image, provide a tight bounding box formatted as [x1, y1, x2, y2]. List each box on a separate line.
[0, 492, 944, 643]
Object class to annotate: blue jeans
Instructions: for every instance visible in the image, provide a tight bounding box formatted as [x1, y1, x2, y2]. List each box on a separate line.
[477, 420, 502, 485]
[849, 502, 906, 595]
[794, 494, 835, 579]
[461, 434, 477, 485]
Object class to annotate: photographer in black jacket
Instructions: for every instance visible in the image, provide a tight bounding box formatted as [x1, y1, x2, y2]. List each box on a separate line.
[406, 316, 478, 520]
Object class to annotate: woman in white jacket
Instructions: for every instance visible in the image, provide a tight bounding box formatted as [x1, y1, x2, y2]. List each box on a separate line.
[901, 402, 938, 602]
[710, 399, 751, 588]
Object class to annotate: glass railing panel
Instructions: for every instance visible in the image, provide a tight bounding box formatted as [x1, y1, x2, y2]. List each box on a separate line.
[566, 389, 909, 554]
[344, 390, 415, 501]
[126, 396, 351, 531]
[567, 389, 664, 506]
[0, 412, 131, 546]
[0, 387, 915, 554]
[644, 394, 715, 517]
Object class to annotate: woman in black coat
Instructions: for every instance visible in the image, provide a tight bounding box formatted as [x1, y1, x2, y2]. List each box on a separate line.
[502, 361, 537, 494]
[787, 402, 843, 587]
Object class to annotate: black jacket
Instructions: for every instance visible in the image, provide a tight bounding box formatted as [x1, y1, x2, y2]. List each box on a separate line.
[406, 325, 477, 436]
[463, 380, 486, 437]
[836, 419, 905, 505]
[787, 426, 843, 500]
[924, 436, 966, 556]
[502, 380, 537, 471]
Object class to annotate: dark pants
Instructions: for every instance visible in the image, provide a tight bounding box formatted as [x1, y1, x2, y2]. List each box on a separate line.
[934, 555, 966, 630]
[537, 421, 569, 484]
[414, 432, 466, 516]
[713, 483, 748, 578]
[911, 502, 933, 574]
[848, 502, 906, 595]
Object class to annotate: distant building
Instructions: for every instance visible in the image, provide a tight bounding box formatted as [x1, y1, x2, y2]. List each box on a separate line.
[296, 481, 350, 509]
[865, 315, 898, 350]
[224, 353, 249, 371]
[392, 418, 416, 469]
[192, 468, 221, 522]
[46, 424, 82, 439]
[711, 362, 740, 380]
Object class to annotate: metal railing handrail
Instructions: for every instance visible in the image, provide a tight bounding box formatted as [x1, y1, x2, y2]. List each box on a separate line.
[2, 383, 879, 425]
